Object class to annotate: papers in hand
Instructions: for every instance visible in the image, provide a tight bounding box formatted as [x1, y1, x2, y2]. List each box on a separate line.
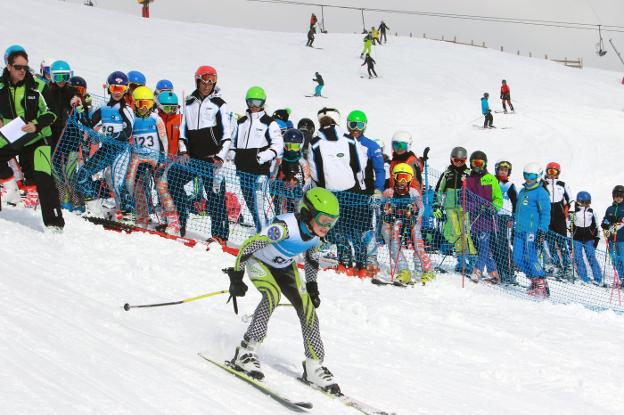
[0, 117, 26, 143]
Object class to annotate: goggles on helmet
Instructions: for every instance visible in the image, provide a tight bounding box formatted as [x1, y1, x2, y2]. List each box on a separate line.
[284, 142, 302, 152]
[452, 157, 466, 164]
[52, 72, 71, 83]
[497, 161, 511, 170]
[546, 168, 559, 176]
[313, 212, 338, 229]
[523, 172, 539, 181]
[73, 86, 86, 96]
[42, 66, 51, 77]
[347, 120, 366, 131]
[196, 73, 217, 84]
[246, 98, 265, 109]
[471, 159, 485, 168]
[135, 99, 154, 111]
[392, 141, 408, 152]
[109, 84, 128, 94]
[394, 172, 412, 184]
[160, 104, 178, 114]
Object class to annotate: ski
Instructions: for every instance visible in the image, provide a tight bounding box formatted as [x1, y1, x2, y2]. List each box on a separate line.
[371, 278, 407, 288]
[198, 353, 313, 412]
[472, 124, 512, 130]
[297, 377, 394, 415]
[494, 110, 516, 114]
[304, 95, 328, 98]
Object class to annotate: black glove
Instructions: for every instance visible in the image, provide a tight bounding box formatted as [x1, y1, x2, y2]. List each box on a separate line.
[306, 281, 321, 308]
[594, 237, 600, 248]
[225, 267, 248, 297]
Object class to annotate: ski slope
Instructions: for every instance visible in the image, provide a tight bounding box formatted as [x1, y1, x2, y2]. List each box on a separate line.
[2, 1, 624, 414]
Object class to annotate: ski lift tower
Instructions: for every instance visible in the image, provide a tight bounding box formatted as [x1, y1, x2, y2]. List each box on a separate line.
[137, 0, 154, 18]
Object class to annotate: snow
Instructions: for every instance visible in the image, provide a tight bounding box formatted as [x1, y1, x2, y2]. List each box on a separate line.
[2, 1, 624, 414]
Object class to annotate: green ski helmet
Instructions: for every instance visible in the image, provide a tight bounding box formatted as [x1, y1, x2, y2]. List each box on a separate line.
[299, 187, 340, 230]
[347, 110, 367, 131]
[245, 86, 266, 109]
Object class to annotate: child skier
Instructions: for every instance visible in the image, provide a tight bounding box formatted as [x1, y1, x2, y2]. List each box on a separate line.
[361, 53, 378, 79]
[570, 191, 603, 285]
[312, 72, 324, 97]
[481, 92, 494, 128]
[272, 128, 307, 214]
[500, 80, 514, 113]
[492, 160, 517, 284]
[379, 163, 434, 285]
[601, 185, 624, 285]
[384, 130, 422, 193]
[224, 187, 341, 394]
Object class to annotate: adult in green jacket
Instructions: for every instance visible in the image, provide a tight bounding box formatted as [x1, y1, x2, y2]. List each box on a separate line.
[0, 50, 64, 229]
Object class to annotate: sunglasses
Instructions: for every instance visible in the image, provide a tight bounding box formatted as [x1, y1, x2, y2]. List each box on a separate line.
[546, 168, 559, 176]
[523, 172, 539, 181]
[12, 64, 29, 72]
[347, 121, 366, 131]
[394, 172, 412, 184]
[284, 142, 302, 152]
[73, 86, 87, 96]
[392, 141, 408, 151]
[160, 104, 178, 114]
[52, 72, 71, 83]
[196, 73, 217, 85]
[135, 99, 153, 110]
[314, 212, 338, 229]
[246, 98, 265, 109]
[109, 84, 128, 94]
[452, 157, 466, 164]
[471, 159, 486, 168]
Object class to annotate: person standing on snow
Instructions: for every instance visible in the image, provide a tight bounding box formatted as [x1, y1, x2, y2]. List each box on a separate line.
[492, 160, 517, 284]
[361, 53, 378, 79]
[378, 20, 390, 44]
[542, 161, 572, 279]
[500, 80, 514, 113]
[361, 34, 373, 59]
[481, 92, 493, 128]
[570, 191, 603, 285]
[601, 185, 624, 285]
[306, 26, 316, 47]
[312, 72, 324, 97]
[385, 130, 423, 193]
[224, 187, 341, 394]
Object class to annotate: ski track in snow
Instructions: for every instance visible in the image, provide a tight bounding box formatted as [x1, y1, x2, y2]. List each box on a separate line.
[2, 1, 624, 414]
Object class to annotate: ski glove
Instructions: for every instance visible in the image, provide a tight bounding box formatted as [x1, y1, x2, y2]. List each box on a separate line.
[225, 267, 248, 297]
[433, 208, 443, 219]
[256, 150, 274, 165]
[306, 281, 321, 308]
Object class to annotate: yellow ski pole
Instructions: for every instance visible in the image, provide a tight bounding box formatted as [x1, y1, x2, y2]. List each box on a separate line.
[123, 290, 229, 311]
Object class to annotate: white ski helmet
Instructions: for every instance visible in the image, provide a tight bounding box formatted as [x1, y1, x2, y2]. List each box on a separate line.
[391, 130, 412, 146]
[523, 162, 543, 177]
[317, 107, 341, 124]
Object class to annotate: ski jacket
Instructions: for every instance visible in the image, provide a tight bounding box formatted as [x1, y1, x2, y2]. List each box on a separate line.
[0, 68, 55, 149]
[235, 213, 321, 282]
[371, 28, 380, 39]
[500, 84, 511, 100]
[514, 182, 551, 234]
[389, 151, 423, 191]
[157, 110, 183, 157]
[465, 170, 503, 232]
[313, 73, 324, 86]
[180, 88, 231, 161]
[379, 22, 389, 32]
[90, 98, 134, 142]
[542, 178, 571, 232]
[601, 201, 624, 242]
[497, 179, 517, 215]
[307, 125, 360, 192]
[131, 112, 168, 156]
[383, 187, 423, 226]
[46, 82, 77, 145]
[481, 97, 490, 115]
[233, 109, 283, 176]
[362, 55, 376, 68]
[354, 134, 385, 193]
[571, 205, 599, 242]
[434, 163, 470, 209]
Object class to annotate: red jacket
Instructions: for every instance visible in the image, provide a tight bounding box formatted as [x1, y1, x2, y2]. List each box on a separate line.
[389, 153, 423, 192]
[158, 110, 182, 157]
[500, 84, 510, 98]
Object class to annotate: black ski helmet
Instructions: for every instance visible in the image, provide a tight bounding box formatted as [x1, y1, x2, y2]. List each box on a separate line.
[297, 117, 316, 138]
[450, 146, 468, 160]
[69, 76, 87, 89]
[613, 185, 624, 198]
[483, 92, 489, 98]
[283, 128, 304, 144]
[495, 160, 512, 176]
[502, 79, 507, 84]
[470, 150, 488, 167]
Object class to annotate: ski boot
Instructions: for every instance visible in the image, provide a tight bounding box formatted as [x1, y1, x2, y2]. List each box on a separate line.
[421, 270, 436, 285]
[470, 268, 482, 283]
[231, 340, 264, 380]
[527, 278, 550, 298]
[395, 269, 412, 285]
[484, 271, 501, 285]
[0, 177, 22, 207]
[302, 358, 340, 395]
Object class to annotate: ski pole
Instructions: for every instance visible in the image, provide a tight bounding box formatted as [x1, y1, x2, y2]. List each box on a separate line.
[123, 290, 229, 311]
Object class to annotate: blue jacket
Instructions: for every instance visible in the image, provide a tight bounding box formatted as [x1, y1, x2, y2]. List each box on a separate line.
[357, 135, 386, 193]
[514, 182, 551, 234]
[602, 201, 624, 242]
[481, 97, 490, 115]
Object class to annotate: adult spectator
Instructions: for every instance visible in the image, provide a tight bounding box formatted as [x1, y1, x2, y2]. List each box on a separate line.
[378, 21, 390, 44]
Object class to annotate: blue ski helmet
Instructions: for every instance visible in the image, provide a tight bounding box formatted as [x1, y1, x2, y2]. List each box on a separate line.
[283, 128, 304, 144]
[4, 44, 26, 65]
[155, 79, 174, 92]
[107, 71, 128, 86]
[157, 91, 178, 106]
[50, 60, 72, 84]
[127, 70, 146, 86]
[576, 191, 591, 203]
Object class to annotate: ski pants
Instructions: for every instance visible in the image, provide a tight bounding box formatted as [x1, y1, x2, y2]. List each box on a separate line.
[244, 258, 325, 361]
[380, 30, 387, 43]
[502, 98, 514, 112]
[168, 159, 229, 239]
[546, 228, 571, 268]
[483, 112, 493, 128]
[237, 171, 270, 234]
[608, 241, 624, 284]
[381, 219, 432, 278]
[366, 65, 378, 78]
[572, 240, 602, 284]
[443, 207, 476, 255]
[474, 230, 497, 273]
[0, 140, 64, 227]
[314, 85, 323, 96]
[491, 215, 515, 283]
[513, 231, 545, 279]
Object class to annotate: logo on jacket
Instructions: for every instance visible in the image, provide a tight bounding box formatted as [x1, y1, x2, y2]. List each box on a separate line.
[267, 225, 282, 241]
[336, 153, 344, 158]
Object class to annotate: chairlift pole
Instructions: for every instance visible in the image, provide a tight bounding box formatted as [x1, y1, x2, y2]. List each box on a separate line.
[320, 5, 326, 32]
[361, 9, 366, 33]
[609, 39, 624, 68]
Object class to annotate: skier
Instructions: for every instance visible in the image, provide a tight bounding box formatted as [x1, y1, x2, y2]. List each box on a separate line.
[125, 86, 168, 228]
[500, 80, 514, 113]
[378, 20, 390, 44]
[570, 191, 603, 285]
[492, 160, 517, 284]
[361, 53, 378, 79]
[380, 163, 435, 285]
[224, 187, 341, 394]
[542, 161, 572, 279]
[433, 147, 476, 273]
[312, 72, 324, 97]
[513, 162, 551, 297]
[309, 13, 317, 29]
[153, 79, 174, 106]
[370, 26, 380, 45]
[272, 128, 307, 215]
[481, 92, 493, 128]
[360, 34, 372, 59]
[306, 26, 316, 47]
[385, 130, 423, 193]
[601, 185, 624, 285]
[464, 151, 503, 283]
[0, 49, 65, 230]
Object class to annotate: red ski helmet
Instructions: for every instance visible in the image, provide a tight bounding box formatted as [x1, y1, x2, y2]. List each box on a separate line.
[195, 65, 217, 84]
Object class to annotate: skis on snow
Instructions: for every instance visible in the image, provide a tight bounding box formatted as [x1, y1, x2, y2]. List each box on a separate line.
[304, 95, 328, 98]
[198, 353, 313, 412]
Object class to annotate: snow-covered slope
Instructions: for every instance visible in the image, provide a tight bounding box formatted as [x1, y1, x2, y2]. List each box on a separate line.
[2, 1, 624, 414]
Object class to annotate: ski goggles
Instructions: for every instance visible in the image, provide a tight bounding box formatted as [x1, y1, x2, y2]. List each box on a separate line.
[196, 73, 217, 84]
[284, 142, 302, 152]
[523, 172, 539, 181]
[546, 168, 559, 176]
[452, 157, 466, 164]
[52, 72, 71, 83]
[160, 104, 178, 114]
[73, 85, 87, 96]
[108, 84, 128, 94]
[135, 99, 154, 111]
[246, 99, 265, 109]
[394, 172, 412, 184]
[12, 64, 30, 72]
[314, 212, 339, 229]
[471, 159, 486, 168]
[392, 141, 408, 152]
[347, 121, 366, 131]
[496, 162, 511, 172]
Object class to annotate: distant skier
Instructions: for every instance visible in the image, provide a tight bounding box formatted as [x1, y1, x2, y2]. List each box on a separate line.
[500, 80, 514, 113]
[378, 20, 390, 44]
[360, 34, 372, 59]
[306, 26, 316, 47]
[309, 13, 317, 30]
[370, 26, 380, 45]
[481, 92, 494, 128]
[361, 53, 378, 79]
[312, 72, 324, 96]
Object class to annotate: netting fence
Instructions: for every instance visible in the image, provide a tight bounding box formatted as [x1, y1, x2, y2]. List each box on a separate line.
[52, 95, 624, 314]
